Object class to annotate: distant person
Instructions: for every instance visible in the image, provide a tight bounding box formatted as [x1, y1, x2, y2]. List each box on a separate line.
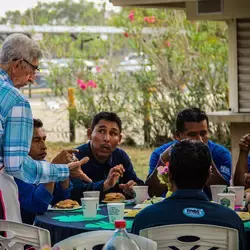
[234, 133, 250, 187]
[132, 140, 246, 250]
[0, 33, 91, 220]
[70, 112, 144, 202]
[146, 108, 231, 199]
[15, 119, 76, 224]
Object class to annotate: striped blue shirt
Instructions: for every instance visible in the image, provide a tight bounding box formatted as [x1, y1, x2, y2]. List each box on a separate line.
[0, 68, 69, 184]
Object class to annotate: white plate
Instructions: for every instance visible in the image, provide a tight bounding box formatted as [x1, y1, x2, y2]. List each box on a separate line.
[101, 199, 135, 204]
[47, 205, 82, 211]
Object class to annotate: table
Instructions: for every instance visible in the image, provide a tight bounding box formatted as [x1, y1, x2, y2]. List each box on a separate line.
[35, 204, 134, 246]
[35, 203, 250, 248]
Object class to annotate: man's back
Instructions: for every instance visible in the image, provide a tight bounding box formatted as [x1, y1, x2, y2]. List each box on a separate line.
[132, 190, 246, 250]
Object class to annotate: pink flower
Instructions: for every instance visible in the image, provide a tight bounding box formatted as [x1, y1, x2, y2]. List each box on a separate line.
[87, 80, 97, 88]
[124, 32, 129, 38]
[77, 79, 84, 85]
[165, 40, 171, 47]
[79, 83, 87, 90]
[128, 11, 135, 22]
[144, 16, 156, 24]
[96, 66, 101, 73]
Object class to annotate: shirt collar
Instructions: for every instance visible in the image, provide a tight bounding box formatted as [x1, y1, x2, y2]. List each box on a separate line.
[0, 68, 14, 87]
[87, 141, 113, 165]
[169, 189, 209, 201]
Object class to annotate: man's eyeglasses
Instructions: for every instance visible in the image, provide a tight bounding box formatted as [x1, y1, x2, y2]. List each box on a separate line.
[13, 58, 40, 72]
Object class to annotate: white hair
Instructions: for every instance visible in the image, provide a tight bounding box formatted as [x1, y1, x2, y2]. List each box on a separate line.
[0, 33, 42, 64]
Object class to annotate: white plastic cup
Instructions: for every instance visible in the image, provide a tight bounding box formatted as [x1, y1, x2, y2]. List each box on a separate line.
[107, 203, 125, 224]
[218, 193, 236, 210]
[227, 186, 244, 206]
[132, 186, 148, 204]
[81, 197, 99, 218]
[83, 191, 100, 199]
[210, 185, 227, 203]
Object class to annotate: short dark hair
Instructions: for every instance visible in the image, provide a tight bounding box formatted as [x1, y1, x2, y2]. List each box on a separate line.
[33, 118, 43, 128]
[169, 140, 211, 189]
[176, 108, 209, 132]
[91, 112, 122, 132]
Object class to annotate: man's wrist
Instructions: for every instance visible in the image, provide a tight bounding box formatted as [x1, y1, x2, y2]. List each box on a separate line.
[103, 180, 112, 191]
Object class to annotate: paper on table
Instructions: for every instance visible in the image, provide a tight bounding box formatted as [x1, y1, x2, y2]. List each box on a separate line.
[133, 204, 151, 209]
[52, 214, 106, 222]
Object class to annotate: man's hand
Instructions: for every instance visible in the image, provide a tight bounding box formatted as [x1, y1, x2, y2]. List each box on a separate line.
[52, 149, 79, 164]
[161, 145, 174, 163]
[68, 157, 92, 182]
[119, 180, 136, 196]
[103, 164, 125, 191]
[244, 173, 250, 188]
[239, 134, 250, 152]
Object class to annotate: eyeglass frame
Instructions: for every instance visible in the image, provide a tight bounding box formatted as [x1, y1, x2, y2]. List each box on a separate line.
[12, 58, 40, 72]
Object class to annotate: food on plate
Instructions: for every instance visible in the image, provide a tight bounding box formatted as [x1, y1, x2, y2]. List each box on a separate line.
[236, 212, 250, 221]
[143, 196, 164, 204]
[124, 209, 141, 218]
[54, 199, 80, 209]
[104, 193, 125, 202]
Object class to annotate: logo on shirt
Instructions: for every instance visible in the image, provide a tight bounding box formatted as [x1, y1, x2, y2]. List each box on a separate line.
[220, 165, 230, 175]
[183, 208, 205, 218]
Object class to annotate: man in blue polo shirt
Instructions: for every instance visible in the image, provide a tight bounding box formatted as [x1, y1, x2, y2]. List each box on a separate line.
[132, 140, 246, 250]
[70, 112, 144, 202]
[146, 108, 231, 198]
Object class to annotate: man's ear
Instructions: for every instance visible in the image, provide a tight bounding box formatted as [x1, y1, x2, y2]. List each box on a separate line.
[87, 128, 92, 140]
[205, 166, 212, 185]
[12, 60, 22, 73]
[174, 130, 181, 140]
[117, 134, 122, 145]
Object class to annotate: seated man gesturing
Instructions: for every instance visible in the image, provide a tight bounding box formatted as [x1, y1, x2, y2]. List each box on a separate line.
[15, 119, 85, 224]
[70, 112, 144, 202]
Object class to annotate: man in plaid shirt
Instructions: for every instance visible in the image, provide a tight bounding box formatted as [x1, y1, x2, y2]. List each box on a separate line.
[0, 33, 91, 221]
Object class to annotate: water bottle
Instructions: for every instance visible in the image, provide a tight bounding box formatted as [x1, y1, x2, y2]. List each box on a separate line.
[102, 220, 140, 250]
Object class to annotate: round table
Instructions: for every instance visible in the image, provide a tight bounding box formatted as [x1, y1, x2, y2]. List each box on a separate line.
[34, 204, 135, 246]
[35, 203, 250, 248]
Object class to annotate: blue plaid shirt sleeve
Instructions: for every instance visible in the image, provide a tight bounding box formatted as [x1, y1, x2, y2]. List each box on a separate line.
[3, 100, 69, 184]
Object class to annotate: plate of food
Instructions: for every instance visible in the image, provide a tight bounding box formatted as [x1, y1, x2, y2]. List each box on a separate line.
[124, 209, 141, 218]
[236, 212, 250, 221]
[48, 199, 82, 211]
[102, 193, 135, 204]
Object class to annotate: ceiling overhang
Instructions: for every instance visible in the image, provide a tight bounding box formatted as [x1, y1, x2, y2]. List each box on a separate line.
[111, 0, 195, 8]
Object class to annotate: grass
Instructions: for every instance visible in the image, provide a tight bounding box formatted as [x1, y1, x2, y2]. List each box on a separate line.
[46, 142, 153, 181]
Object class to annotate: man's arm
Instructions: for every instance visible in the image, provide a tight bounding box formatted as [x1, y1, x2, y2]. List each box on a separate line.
[146, 147, 172, 197]
[206, 145, 232, 186]
[15, 178, 54, 214]
[234, 134, 250, 187]
[4, 101, 69, 184]
[206, 160, 229, 185]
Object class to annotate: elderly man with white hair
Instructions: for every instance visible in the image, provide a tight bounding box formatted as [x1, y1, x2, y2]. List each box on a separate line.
[0, 33, 91, 221]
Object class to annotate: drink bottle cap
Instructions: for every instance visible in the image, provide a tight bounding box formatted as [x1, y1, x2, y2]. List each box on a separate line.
[115, 220, 126, 228]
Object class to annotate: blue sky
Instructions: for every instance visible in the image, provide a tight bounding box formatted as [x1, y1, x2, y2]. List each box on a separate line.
[0, 0, 119, 18]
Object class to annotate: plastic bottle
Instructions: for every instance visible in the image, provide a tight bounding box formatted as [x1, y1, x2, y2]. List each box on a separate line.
[102, 220, 140, 250]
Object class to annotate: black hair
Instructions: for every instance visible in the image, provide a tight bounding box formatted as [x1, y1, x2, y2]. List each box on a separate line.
[91, 112, 122, 132]
[33, 118, 43, 128]
[176, 108, 209, 132]
[169, 140, 211, 189]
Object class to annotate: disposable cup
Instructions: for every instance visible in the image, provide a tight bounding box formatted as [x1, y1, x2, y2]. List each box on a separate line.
[227, 186, 244, 206]
[83, 191, 100, 199]
[107, 203, 125, 224]
[81, 197, 99, 218]
[132, 186, 148, 204]
[210, 185, 227, 203]
[218, 193, 236, 210]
